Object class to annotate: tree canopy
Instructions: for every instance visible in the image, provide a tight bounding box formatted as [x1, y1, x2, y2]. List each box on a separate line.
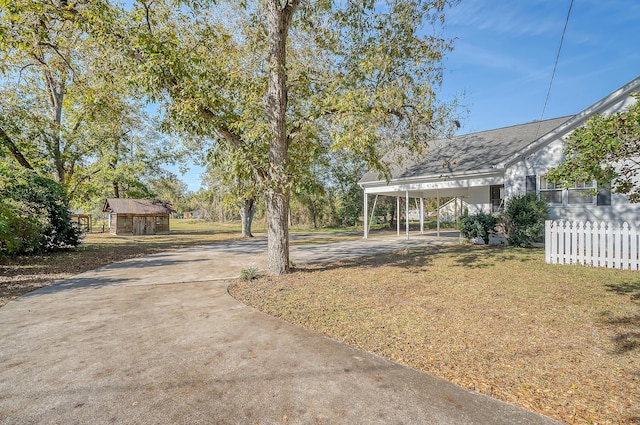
[546, 93, 640, 202]
[0, 0, 183, 205]
[104, 0, 460, 274]
[1, 0, 461, 272]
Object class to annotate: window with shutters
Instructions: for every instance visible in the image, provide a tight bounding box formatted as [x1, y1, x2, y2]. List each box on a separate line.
[597, 182, 612, 206]
[534, 175, 610, 206]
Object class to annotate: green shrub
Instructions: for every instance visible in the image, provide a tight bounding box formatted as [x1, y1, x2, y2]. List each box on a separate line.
[458, 211, 497, 244]
[0, 164, 82, 256]
[503, 193, 549, 247]
[0, 201, 43, 255]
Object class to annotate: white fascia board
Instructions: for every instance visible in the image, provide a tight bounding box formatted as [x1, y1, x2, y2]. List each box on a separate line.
[362, 170, 504, 195]
[360, 168, 502, 188]
[498, 75, 640, 169]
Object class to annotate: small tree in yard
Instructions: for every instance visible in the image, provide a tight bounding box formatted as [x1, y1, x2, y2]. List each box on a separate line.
[458, 211, 497, 244]
[503, 193, 549, 247]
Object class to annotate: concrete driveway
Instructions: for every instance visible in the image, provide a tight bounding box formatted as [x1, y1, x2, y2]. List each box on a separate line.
[0, 234, 561, 425]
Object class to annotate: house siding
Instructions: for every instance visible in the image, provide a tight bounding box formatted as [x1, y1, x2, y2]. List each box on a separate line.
[548, 197, 640, 225]
[504, 137, 565, 200]
[465, 186, 492, 214]
[503, 93, 640, 225]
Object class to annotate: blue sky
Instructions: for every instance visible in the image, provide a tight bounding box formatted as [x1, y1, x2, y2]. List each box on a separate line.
[175, 0, 640, 191]
[440, 0, 640, 133]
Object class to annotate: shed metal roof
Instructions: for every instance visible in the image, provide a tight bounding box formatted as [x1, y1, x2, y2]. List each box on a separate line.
[103, 198, 176, 214]
[359, 116, 572, 185]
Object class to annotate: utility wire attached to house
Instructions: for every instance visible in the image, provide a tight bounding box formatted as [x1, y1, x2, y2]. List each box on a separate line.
[535, 0, 574, 139]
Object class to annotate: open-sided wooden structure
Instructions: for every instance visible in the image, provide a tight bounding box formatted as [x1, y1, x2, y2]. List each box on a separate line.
[103, 198, 175, 236]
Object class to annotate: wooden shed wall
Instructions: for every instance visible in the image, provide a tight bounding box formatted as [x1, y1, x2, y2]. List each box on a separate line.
[109, 214, 170, 235]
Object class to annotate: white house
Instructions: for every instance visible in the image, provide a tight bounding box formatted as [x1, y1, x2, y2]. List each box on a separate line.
[358, 75, 640, 238]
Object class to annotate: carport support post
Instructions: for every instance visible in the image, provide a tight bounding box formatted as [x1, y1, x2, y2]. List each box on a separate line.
[437, 190, 440, 237]
[396, 196, 400, 236]
[419, 197, 424, 234]
[405, 190, 409, 240]
[363, 193, 368, 239]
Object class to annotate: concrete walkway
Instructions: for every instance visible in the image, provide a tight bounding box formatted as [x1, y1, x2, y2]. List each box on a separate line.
[0, 234, 561, 425]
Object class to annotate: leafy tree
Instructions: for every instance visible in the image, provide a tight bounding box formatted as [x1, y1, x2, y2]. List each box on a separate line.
[84, 0, 460, 274]
[146, 175, 191, 215]
[546, 93, 640, 202]
[197, 171, 251, 223]
[204, 141, 263, 237]
[0, 1, 182, 207]
[291, 164, 327, 229]
[0, 0, 115, 184]
[324, 150, 369, 227]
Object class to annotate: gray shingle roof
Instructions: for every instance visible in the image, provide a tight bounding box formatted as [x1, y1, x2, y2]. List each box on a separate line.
[359, 116, 572, 184]
[103, 198, 176, 214]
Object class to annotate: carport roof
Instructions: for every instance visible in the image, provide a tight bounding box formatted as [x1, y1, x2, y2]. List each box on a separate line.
[359, 116, 572, 186]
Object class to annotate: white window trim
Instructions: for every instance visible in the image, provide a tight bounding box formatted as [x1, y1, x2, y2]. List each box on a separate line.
[538, 176, 596, 206]
[539, 176, 564, 205]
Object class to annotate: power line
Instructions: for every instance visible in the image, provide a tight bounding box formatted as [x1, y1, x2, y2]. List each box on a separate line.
[535, 0, 574, 139]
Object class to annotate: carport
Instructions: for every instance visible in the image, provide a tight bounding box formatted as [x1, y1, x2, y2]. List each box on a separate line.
[357, 117, 573, 240]
[360, 170, 504, 239]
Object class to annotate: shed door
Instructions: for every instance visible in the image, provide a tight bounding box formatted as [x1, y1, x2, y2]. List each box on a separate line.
[133, 216, 156, 235]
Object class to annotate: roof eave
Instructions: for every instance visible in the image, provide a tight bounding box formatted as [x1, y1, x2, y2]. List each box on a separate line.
[499, 75, 640, 168]
[359, 168, 504, 189]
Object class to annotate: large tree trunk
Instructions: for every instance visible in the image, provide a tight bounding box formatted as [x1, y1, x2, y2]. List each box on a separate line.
[240, 198, 255, 238]
[47, 72, 66, 184]
[264, 0, 299, 275]
[265, 190, 289, 274]
[111, 140, 120, 198]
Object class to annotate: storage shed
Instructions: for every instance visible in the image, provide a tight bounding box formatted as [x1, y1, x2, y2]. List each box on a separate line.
[103, 198, 176, 236]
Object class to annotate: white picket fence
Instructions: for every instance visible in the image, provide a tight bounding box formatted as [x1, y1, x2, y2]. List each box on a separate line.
[545, 220, 640, 270]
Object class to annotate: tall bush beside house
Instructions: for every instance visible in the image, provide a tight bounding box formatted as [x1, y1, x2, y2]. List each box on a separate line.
[503, 193, 549, 247]
[458, 211, 497, 244]
[0, 164, 82, 256]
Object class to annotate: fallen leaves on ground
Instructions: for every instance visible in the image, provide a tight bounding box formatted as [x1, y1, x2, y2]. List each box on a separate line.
[230, 244, 640, 425]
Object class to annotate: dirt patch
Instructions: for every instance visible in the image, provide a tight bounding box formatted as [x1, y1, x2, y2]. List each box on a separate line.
[230, 244, 640, 425]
